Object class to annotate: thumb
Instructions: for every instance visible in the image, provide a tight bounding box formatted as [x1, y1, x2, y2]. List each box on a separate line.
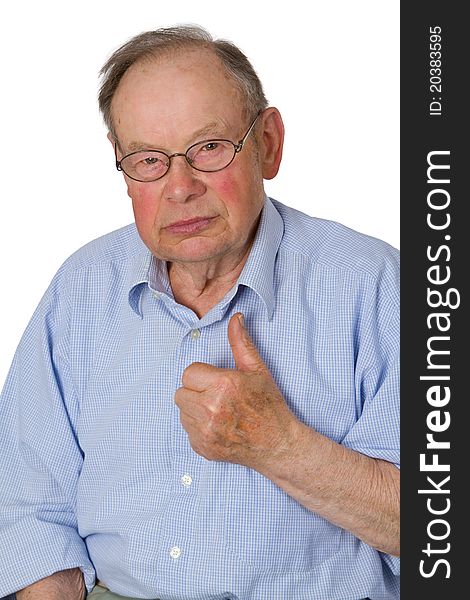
[228, 313, 266, 373]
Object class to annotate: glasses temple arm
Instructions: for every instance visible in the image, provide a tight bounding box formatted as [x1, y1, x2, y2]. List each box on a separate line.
[235, 111, 262, 152]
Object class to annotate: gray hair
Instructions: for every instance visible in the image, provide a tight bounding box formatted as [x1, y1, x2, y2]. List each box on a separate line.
[98, 25, 268, 137]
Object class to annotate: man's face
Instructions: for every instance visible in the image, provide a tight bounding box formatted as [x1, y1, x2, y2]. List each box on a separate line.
[110, 50, 266, 267]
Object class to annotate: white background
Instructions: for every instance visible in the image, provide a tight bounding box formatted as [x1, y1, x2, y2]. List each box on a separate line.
[0, 1, 399, 383]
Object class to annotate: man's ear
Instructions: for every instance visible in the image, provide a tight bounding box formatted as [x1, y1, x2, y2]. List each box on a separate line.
[107, 132, 123, 171]
[259, 107, 284, 180]
[107, 131, 116, 149]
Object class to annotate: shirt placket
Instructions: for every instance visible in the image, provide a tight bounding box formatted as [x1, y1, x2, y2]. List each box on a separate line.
[157, 294, 213, 567]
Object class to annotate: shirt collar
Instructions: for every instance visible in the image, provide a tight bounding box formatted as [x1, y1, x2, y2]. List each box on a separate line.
[128, 196, 284, 319]
[127, 251, 154, 317]
[236, 196, 283, 319]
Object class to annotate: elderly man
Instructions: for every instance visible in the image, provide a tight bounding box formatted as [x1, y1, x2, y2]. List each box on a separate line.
[0, 26, 399, 600]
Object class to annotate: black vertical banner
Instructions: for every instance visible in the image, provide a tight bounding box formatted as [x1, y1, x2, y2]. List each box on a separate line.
[401, 3, 467, 599]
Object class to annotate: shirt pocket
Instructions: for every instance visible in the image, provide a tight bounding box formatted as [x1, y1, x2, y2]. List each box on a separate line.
[222, 469, 343, 572]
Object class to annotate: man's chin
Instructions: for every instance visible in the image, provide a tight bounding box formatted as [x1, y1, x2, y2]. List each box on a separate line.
[157, 238, 229, 265]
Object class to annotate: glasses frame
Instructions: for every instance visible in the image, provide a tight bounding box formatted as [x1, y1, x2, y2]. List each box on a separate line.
[114, 112, 261, 183]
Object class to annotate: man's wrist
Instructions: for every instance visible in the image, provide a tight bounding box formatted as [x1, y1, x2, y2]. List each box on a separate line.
[257, 417, 319, 483]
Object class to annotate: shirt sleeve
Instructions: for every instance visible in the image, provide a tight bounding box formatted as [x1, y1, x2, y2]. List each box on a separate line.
[341, 251, 400, 468]
[340, 254, 400, 578]
[0, 273, 96, 595]
[342, 336, 400, 467]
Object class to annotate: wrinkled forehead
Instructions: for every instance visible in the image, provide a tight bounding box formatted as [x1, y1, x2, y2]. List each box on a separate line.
[113, 49, 243, 115]
[110, 49, 246, 143]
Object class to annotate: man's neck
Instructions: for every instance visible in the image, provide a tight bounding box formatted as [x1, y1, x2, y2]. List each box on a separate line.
[168, 242, 253, 319]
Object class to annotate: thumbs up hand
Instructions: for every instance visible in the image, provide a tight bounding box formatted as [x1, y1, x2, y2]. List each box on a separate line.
[174, 313, 300, 471]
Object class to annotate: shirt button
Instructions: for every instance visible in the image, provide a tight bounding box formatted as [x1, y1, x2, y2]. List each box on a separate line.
[181, 474, 193, 487]
[190, 329, 201, 340]
[153, 292, 161, 299]
[170, 546, 181, 559]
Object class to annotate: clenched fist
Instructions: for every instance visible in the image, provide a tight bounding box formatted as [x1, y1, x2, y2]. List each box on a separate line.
[174, 313, 300, 471]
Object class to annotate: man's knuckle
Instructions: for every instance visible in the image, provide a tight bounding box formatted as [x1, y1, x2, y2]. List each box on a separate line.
[216, 372, 238, 395]
[182, 364, 195, 385]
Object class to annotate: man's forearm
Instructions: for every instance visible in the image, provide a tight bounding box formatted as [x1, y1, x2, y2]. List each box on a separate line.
[16, 567, 86, 600]
[260, 420, 400, 557]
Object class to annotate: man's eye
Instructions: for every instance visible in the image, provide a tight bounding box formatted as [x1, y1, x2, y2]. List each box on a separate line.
[143, 156, 161, 165]
[201, 142, 219, 152]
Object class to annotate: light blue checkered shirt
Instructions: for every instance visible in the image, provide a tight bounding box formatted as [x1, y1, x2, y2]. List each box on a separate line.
[0, 197, 399, 599]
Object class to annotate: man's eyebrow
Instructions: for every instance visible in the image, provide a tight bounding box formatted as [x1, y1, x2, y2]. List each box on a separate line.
[127, 141, 151, 152]
[190, 121, 226, 141]
[126, 121, 227, 153]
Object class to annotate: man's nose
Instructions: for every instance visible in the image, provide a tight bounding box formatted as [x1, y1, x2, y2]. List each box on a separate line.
[162, 154, 206, 203]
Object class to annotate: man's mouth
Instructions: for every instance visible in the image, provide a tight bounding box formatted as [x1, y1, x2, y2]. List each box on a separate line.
[165, 216, 215, 235]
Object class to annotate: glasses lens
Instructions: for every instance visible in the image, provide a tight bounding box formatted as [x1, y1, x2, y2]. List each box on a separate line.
[188, 141, 236, 172]
[121, 151, 169, 181]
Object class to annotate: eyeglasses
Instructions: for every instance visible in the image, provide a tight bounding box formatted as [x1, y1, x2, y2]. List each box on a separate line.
[114, 112, 260, 183]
